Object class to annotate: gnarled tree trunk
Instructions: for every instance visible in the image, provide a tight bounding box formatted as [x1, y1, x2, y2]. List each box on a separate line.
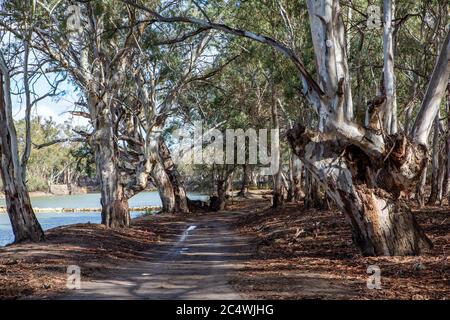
[146, 131, 176, 213]
[151, 161, 176, 212]
[90, 100, 130, 228]
[158, 136, 190, 213]
[0, 59, 44, 242]
[287, 125, 432, 255]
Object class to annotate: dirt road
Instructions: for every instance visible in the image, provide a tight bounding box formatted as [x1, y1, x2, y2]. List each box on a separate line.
[63, 212, 252, 300]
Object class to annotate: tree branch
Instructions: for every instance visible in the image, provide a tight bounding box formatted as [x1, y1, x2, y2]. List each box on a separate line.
[119, 0, 325, 98]
[33, 138, 86, 150]
[411, 30, 450, 146]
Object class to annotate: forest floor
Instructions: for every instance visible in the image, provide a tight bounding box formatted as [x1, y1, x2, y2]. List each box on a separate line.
[0, 191, 448, 299]
[228, 192, 449, 299]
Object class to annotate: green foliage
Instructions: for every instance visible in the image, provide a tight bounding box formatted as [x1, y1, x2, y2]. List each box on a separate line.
[5, 117, 94, 192]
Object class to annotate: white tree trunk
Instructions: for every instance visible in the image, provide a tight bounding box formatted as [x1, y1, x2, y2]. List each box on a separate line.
[382, 0, 398, 134]
[0, 55, 44, 242]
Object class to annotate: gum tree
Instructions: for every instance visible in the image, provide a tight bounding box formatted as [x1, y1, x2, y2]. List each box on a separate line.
[123, 0, 450, 255]
[0, 28, 44, 242]
[0, 1, 152, 227]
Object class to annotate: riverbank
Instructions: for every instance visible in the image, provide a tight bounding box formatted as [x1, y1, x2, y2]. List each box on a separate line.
[0, 206, 161, 214]
[0, 191, 51, 199]
[0, 190, 205, 213]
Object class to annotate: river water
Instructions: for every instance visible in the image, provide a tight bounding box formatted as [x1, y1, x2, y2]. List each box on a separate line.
[0, 192, 207, 246]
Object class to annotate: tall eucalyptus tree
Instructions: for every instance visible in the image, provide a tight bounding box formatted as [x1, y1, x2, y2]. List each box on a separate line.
[0, 2, 45, 242]
[0, 1, 152, 227]
[123, 0, 450, 255]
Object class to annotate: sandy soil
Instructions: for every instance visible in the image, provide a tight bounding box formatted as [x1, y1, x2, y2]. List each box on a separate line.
[0, 215, 172, 299]
[62, 212, 252, 300]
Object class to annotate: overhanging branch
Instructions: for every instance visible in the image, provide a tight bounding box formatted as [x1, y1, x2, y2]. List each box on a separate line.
[33, 137, 86, 150]
[119, 0, 325, 98]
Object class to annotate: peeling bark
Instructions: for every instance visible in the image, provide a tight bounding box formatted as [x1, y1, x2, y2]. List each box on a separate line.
[151, 161, 176, 213]
[0, 58, 44, 242]
[287, 124, 432, 256]
[158, 136, 190, 213]
[91, 101, 130, 228]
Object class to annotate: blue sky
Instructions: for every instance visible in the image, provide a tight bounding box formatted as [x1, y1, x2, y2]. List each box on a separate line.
[10, 73, 90, 127]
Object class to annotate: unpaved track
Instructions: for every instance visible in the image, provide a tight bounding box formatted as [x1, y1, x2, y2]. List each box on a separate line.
[62, 212, 252, 300]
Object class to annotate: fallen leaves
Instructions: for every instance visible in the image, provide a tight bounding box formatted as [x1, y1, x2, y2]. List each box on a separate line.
[231, 198, 449, 300]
